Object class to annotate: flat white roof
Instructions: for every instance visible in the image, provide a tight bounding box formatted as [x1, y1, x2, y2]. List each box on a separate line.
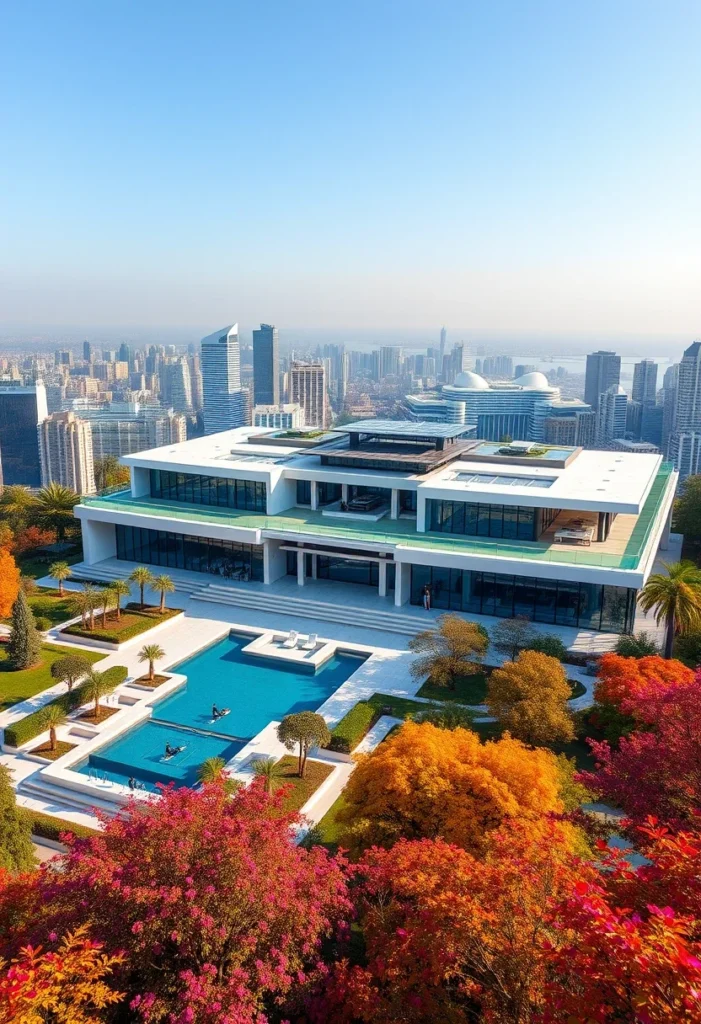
[424, 449, 662, 514]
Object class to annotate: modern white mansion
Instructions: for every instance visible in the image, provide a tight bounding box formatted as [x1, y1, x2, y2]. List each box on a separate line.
[74, 421, 677, 638]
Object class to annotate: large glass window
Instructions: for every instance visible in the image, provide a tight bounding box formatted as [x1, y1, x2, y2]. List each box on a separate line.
[115, 525, 263, 580]
[149, 469, 266, 513]
[296, 480, 312, 505]
[408, 564, 636, 634]
[426, 500, 537, 541]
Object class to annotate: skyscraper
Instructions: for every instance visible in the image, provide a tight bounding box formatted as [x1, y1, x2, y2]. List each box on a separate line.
[289, 362, 328, 428]
[38, 411, 96, 494]
[252, 323, 280, 406]
[597, 385, 628, 444]
[167, 359, 193, 413]
[83, 340, 92, 363]
[379, 347, 402, 378]
[200, 324, 248, 434]
[0, 382, 48, 487]
[584, 351, 621, 412]
[632, 359, 658, 404]
[439, 326, 447, 362]
[667, 342, 701, 480]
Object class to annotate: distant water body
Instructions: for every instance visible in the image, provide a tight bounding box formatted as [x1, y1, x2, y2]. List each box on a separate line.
[504, 354, 675, 384]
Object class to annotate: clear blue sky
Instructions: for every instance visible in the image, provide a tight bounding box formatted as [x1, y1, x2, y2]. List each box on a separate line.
[2, 0, 700, 339]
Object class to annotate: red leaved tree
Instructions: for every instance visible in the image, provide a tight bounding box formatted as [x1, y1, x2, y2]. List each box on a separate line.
[2, 781, 351, 1023]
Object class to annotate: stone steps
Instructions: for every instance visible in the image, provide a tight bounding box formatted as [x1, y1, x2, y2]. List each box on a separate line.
[19, 773, 121, 813]
[68, 562, 200, 596]
[190, 583, 427, 636]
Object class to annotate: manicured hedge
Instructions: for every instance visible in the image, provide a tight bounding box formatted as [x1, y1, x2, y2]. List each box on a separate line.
[21, 808, 100, 842]
[3, 665, 128, 748]
[62, 607, 180, 644]
[327, 701, 378, 754]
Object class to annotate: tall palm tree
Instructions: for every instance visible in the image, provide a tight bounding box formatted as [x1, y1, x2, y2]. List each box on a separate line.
[72, 584, 98, 629]
[30, 482, 80, 545]
[84, 668, 118, 721]
[251, 757, 286, 796]
[108, 579, 131, 621]
[152, 574, 175, 614]
[99, 587, 115, 628]
[129, 566, 154, 609]
[138, 643, 165, 681]
[43, 704, 67, 752]
[48, 561, 71, 597]
[638, 560, 701, 659]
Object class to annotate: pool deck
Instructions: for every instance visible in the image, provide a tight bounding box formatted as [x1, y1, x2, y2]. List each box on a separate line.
[0, 533, 680, 841]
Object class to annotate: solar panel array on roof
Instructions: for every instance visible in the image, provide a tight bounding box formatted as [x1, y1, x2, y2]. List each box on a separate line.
[336, 419, 474, 439]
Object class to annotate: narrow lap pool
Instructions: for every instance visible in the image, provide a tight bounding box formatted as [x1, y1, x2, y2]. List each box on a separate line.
[75, 632, 366, 790]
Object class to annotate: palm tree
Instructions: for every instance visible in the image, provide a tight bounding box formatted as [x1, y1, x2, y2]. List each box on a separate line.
[99, 587, 115, 628]
[73, 584, 99, 629]
[129, 566, 154, 609]
[43, 704, 67, 752]
[251, 757, 286, 796]
[30, 482, 80, 545]
[197, 757, 226, 784]
[639, 560, 701, 659]
[108, 579, 131, 621]
[48, 561, 71, 597]
[84, 668, 118, 721]
[152, 574, 175, 614]
[138, 643, 165, 681]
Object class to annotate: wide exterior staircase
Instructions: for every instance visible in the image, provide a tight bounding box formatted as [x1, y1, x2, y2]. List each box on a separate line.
[67, 561, 428, 637]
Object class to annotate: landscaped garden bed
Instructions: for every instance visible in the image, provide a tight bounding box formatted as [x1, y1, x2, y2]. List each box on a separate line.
[27, 739, 77, 761]
[3, 665, 128, 747]
[276, 755, 334, 812]
[327, 692, 425, 753]
[76, 705, 121, 724]
[133, 673, 169, 688]
[0, 642, 106, 712]
[61, 604, 180, 644]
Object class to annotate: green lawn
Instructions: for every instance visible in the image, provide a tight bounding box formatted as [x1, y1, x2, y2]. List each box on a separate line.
[16, 547, 82, 580]
[309, 792, 349, 852]
[276, 756, 335, 812]
[366, 692, 425, 719]
[417, 672, 488, 704]
[0, 642, 106, 711]
[25, 590, 78, 628]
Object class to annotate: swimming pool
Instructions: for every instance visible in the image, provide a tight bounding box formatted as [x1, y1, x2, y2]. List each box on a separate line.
[75, 632, 366, 790]
[77, 721, 245, 791]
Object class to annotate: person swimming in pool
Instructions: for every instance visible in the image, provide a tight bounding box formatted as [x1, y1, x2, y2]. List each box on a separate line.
[212, 703, 222, 720]
[164, 742, 180, 759]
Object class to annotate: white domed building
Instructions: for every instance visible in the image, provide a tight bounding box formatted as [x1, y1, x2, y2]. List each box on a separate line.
[434, 370, 561, 440]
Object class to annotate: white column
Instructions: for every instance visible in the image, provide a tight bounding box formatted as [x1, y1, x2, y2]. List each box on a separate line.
[310, 480, 319, 511]
[341, 483, 349, 503]
[394, 562, 411, 606]
[390, 489, 399, 519]
[378, 560, 388, 598]
[416, 495, 427, 532]
[297, 549, 305, 586]
[81, 518, 117, 564]
[263, 539, 287, 584]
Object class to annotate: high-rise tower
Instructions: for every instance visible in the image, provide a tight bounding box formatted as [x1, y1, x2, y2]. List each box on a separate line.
[252, 324, 280, 406]
[200, 324, 248, 434]
[584, 351, 621, 412]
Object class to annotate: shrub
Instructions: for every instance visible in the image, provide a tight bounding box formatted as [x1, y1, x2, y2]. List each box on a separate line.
[614, 631, 660, 658]
[34, 616, 51, 632]
[526, 634, 568, 660]
[327, 701, 378, 753]
[6, 589, 41, 668]
[61, 606, 179, 644]
[413, 701, 476, 730]
[3, 665, 127, 748]
[20, 808, 100, 842]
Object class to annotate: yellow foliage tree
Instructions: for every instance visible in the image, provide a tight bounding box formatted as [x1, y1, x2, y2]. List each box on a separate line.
[337, 720, 563, 855]
[0, 549, 20, 619]
[0, 924, 124, 1023]
[487, 649, 575, 747]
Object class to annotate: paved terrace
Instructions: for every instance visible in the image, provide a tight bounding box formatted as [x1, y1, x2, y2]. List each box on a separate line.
[80, 462, 673, 570]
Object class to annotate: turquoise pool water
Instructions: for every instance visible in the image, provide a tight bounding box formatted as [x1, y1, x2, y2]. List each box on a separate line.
[77, 721, 245, 792]
[76, 632, 366, 790]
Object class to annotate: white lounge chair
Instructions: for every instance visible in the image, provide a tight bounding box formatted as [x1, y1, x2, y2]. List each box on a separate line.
[302, 633, 317, 651]
[282, 630, 298, 649]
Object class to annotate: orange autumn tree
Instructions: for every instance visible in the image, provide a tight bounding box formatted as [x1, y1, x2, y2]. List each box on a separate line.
[592, 653, 695, 741]
[486, 650, 574, 747]
[0, 550, 19, 618]
[0, 925, 124, 1024]
[337, 720, 564, 855]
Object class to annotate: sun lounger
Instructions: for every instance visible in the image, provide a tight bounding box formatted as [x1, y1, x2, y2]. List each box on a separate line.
[282, 630, 298, 649]
[302, 633, 317, 651]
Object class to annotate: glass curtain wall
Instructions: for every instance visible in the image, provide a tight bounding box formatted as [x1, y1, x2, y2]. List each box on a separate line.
[427, 499, 536, 540]
[150, 469, 266, 512]
[285, 551, 396, 590]
[409, 564, 635, 633]
[116, 524, 263, 580]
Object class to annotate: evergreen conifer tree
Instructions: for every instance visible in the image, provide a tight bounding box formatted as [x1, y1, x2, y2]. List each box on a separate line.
[0, 765, 35, 872]
[7, 589, 41, 669]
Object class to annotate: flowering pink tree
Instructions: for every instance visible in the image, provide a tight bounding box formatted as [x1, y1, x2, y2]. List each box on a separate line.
[12, 781, 350, 1023]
